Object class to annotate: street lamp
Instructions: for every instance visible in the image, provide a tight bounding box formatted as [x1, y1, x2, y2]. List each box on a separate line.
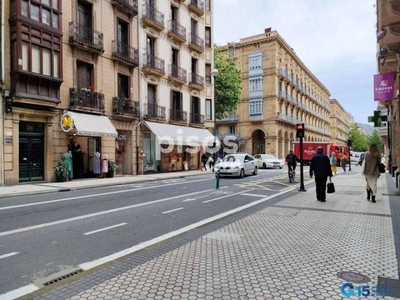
[211, 69, 219, 149]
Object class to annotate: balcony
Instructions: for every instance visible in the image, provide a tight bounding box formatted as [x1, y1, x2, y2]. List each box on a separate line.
[216, 115, 239, 123]
[168, 20, 186, 44]
[142, 54, 165, 77]
[142, 4, 165, 32]
[189, 73, 204, 90]
[190, 112, 204, 125]
[69, 88, 105, 112]
[188, 0, 204, 16]
[112, 40, 139, 68]
[168, 65, 187, 84]
[112, 97, 139, 119]
[169, 109, 187, 124]
[111, 0, 138, 17]
[69, 22, 104, 54]
[276, 112, 298, 125]
[144, 103, 166, 120]
[189, 32, 204, 53]
[279, 90, 287, 99]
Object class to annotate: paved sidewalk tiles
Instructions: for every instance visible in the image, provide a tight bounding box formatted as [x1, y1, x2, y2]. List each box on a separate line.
[25, 173, 400, 299]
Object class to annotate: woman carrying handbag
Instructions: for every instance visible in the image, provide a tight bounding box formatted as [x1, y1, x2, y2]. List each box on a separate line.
[361, 143, 381, 203]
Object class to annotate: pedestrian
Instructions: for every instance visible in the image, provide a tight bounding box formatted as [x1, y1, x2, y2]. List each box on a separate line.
[340, 155, 347, 172]
[330, 152, 337, 175]
[309, 146, 332, 202]
[208, 153, 214, 172]
[93, 149, 101, 178]
[101, 153, 108, 178]
[362, 143, 381, 203]
[201, 152, 208, 171]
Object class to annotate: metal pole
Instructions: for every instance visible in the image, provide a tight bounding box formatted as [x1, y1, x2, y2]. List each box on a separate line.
[348, 145, 352, 171]
[213, 74, 216, 148]
[298, 136, 306, 192]
[388, 107, 392, 175]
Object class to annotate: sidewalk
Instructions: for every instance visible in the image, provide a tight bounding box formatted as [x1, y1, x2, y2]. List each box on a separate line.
[23, 171, 400, 300]
[0, 170, 208, 199]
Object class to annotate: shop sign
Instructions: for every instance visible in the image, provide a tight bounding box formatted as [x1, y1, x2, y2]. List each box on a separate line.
[60, 113, 74, 133]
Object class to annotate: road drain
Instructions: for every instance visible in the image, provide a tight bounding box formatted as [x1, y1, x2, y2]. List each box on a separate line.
[43, 269, 83, 286]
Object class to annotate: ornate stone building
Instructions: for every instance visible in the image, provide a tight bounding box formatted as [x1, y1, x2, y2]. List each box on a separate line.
[376, 0, 400, 177]
[216, 28, 331, 159]
[329, 99, 353, 145]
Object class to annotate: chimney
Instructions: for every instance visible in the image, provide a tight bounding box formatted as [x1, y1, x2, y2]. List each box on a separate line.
[265, 28, 271, 33]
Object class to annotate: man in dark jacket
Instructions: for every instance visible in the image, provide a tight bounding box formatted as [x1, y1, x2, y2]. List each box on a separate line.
[286, 150, 299, 172]
[309, 147, 332, 202]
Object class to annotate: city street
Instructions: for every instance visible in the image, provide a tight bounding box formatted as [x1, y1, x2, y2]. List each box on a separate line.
[0, 168, 306, 296]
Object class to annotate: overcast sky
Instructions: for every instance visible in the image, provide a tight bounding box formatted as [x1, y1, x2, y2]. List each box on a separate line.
[214, 0, 377, 124]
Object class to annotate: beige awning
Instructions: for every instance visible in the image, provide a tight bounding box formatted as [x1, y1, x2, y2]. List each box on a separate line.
[67, 111, 118, 137]
[144, 121, 218, 146]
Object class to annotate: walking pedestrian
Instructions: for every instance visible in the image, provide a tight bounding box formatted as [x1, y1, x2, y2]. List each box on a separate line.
[309, 146, 332, 202]
[201, 152, 208, 171]
[340, 155, 347, 172]
[362, 143, 381, 203]
[330, 152, 337, 175]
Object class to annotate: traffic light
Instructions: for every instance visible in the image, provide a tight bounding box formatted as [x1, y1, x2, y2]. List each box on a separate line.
[4, 96, 12, 114]
[347, 139, 352, 147]
[296, 123, 305, 138]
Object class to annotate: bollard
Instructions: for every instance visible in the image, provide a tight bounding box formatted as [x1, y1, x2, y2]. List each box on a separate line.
[215, 170, 220, 189]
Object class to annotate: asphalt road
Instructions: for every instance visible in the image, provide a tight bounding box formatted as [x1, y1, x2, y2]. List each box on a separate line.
[0, 167, 310, 296]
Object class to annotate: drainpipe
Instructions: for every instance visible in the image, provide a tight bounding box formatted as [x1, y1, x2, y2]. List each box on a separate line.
[136, 12, 141, 176]
[0, 0, 5, 186]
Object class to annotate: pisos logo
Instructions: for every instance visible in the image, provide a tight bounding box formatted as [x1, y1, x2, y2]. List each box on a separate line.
[380, 80, 388, 87]
[60, 113, 74, 133]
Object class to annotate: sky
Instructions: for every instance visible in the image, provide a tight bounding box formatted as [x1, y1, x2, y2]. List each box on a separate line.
[213, 0, 377, 124]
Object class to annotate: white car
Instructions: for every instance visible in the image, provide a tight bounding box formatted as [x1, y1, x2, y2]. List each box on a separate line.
[350, 151, 361, 165]
[214, 153, 258, 178]
[254, 154, 284, 169]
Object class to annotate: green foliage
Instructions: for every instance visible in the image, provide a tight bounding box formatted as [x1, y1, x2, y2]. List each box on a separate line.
[108, 161, 117, 171]
[349, 124, 369, 152]
[368, 130, 384, 153]
[55, 160, 67, 178]
[214, 49, 242, 119]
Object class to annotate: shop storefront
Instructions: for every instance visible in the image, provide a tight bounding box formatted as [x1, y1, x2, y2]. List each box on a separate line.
[142, 121, 215, 173]
[60, 111, 118, 178]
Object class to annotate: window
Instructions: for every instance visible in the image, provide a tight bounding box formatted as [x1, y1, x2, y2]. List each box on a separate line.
[249, 54, 262, 70]
[205, 0, 211, 11]
[205, 64, 211, 83]
[118, 74, 130, 99]
[20, 41, 60, 78]
[229, 126, 236, 134]
[228, 47, 234, 58]
[21, 0, 60, 28]
[249, 78, 262, 92]
[249, 99, 262, 115]
[205, 27, 211, 48]
[77, 61, 93, 90]
[205, 99, 212, 120]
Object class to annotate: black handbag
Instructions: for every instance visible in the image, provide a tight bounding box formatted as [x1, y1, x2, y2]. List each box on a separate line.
[379, 163, 385, 173]
[327, 178, 335, 193]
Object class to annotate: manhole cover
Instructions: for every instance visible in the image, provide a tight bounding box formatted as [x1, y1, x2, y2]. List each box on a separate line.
[337, 271, 370, 283]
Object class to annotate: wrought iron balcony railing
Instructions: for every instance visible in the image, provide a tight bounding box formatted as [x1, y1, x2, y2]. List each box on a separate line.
[112, 97, 139, 117]
[190, 73, 204, 87]
[169, 65, 187, 82]
[190, 112, 204, 124]
[112, 40, 139, 67]
[111, 0, 138, 16]
[143, 53, 165, 74]
[69, 22, 104, 53]
[144, 102, 166, 119]
[170, 109, 187, 122]
[188, 0, 204, 15]
[190, 32, 204, 51]
[142, 4, 164, 29]
[168, 20, 186, 41]
[69, 88, 105, 111]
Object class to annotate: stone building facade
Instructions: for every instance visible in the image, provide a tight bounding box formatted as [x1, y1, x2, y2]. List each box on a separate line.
[216, 28, 331, 159]
[376, 0, 400, 178]
[329, 99, 353, 145]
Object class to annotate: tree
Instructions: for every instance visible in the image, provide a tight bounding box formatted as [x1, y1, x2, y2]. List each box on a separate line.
[214, 49, 242, 119]
[348, 124, 369, 151]
[368, 130, 384, 153]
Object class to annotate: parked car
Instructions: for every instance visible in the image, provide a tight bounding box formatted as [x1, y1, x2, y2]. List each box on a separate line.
[358, 152, 365, 166]
[350, 151, 361, 165]
[214, 153, 258, 178]
[254, 154, 284, 169]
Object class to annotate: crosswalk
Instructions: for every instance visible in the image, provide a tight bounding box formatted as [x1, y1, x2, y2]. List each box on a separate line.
[234, 174, 294, 190]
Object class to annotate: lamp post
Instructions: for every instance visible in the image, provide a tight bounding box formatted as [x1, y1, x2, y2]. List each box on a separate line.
[211, 69, 219, 150]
